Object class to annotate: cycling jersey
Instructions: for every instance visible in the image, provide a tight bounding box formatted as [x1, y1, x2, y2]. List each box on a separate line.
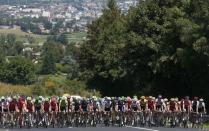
[140, 99, 147, 110]
[198, 102, 205, 113]
[51, 101, 57, 111]
[183, 100, 191, 112]
[34, 102, 41, 112]
[192, 100, 199, 112]
[148, 100, 154, 110]
[93, 101, 99, 112]
[118, 100, 124, 112]
[74, 100, 80, 112]
[44, 102, 50, 112]
[81, 100, 88, 112]
[131, 101, 138, 111]
[156, 98, 163, 110]
[26, 101, 33, 113]
[2, 101, 9, 112]
[104, 100, 111, 111]
[60, 100, 67, 111]
[169, 101, 176, 112]
[17, 100, 24, 112]
[9, 101, 17, 112]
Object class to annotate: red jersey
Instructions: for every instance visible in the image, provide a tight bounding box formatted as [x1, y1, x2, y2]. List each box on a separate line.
[44, 102, 50, 112]
[148, 100, 154, 110]
[26, 102, 33, 113]
[9, 101, 17, 111]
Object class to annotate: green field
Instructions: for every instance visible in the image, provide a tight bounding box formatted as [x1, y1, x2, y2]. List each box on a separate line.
[0, 28, 87, 44]
[68, 31, 87, 43]
[0, 28, 47, 44]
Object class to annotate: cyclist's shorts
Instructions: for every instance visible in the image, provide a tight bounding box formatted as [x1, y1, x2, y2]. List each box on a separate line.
[105, 107, 110, 112]
[60, 106, 66, 112]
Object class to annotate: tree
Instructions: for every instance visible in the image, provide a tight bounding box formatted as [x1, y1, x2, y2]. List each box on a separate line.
[57, 33, 68, 45]
[0, 56, 36, 85]
[79, 0, 209, 102]
[40, 41, 56, 74]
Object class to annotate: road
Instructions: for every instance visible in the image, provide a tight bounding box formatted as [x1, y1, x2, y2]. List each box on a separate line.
[0, 127, 207, 131]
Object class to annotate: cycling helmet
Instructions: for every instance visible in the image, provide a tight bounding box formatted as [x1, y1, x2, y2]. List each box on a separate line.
[7, 97, 12, 102]
[199, 98, 204, 102]
[133, 95, 137, 99]
[133, 97, 138, 101]
[141, 96, 145, 99]
[107, 97, 111, 100]
[185, 96, 189, 100]
[158, 95, 162, 99]
[1, 96, 5, 100]
[193, 96, 198, 100]
[27, 97, 32, 101]
[62, 96, 67, 100]
[170, 98, 174, 101]
[45, 98, 49, 102]
[164, 98, 168, 102]
[12, 96, 17, 100]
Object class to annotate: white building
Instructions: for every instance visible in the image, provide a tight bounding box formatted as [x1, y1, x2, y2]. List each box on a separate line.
[42, 11, 50, 17]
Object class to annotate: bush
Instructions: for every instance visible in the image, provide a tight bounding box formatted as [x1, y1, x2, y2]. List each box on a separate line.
[0, 56, 36, 85]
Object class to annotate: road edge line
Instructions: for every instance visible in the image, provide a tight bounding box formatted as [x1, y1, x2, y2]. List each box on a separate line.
[126, 126, 159, 131]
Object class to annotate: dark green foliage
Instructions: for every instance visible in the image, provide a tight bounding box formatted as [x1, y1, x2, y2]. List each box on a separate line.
[79, 0, 209, 105]
[0, 56, 36, 85]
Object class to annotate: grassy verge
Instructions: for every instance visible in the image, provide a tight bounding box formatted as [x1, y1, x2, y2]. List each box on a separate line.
[204, 123, 209, 129]
[0, 83, 32, 96]
[35, 74, 100, 97]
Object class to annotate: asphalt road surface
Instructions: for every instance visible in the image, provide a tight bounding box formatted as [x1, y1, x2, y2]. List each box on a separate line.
[0, 127, 207, 131]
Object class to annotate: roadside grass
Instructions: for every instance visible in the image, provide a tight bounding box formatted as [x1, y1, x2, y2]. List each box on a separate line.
[0, 82, 32, 96]
[34, 74, 101, 97]
[204, 123, 209, 129]
[0, 28, 47, 44]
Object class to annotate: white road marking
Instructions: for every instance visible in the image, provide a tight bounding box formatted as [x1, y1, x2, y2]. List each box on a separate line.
[68, 127, 73, 128]
[126, 126, 159, 131]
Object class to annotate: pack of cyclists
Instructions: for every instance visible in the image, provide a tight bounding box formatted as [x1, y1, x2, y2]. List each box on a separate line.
[0, 94, 206, 128]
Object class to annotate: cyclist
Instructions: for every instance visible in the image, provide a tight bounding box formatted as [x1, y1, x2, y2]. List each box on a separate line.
[104, 97, 111, 112]
[9, 96, 18, 112]
[131, 97, 140, 112]
[51, 96, 58, 112]
[147, 96, 155, 111]
[169, 98, 177, 112]
[43, 97, 51, 113]
[192, 97, 199, 113]
[59, 96, 67, 112]
[34, 96, 42, 113]
[155, 95, 165, 112]
[164, 98, 169, 112]
[182, 96, 192, 112]
[198, 98, 206, 114]
[2, 96, 9, 113]
[117, 97, 125, 112]
[92, 96, 100, 112]
[17, 96, 26, 112]
[26, 97, 34, 113]
[81, 97, 88, 112]
[67, 96, 73, 112]
[140, 96, 148, 111]
[125, 96, 132, 111]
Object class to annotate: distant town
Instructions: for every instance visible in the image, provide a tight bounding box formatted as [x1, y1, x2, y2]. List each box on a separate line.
[0, 0, 138, 34]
